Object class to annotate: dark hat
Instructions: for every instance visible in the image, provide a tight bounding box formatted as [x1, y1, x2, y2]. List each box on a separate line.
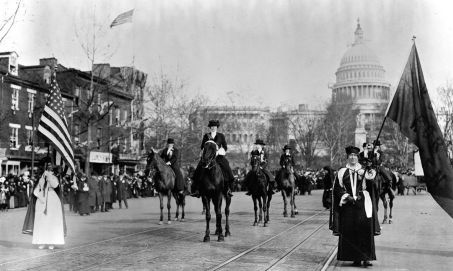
[282, 145, 291, 151]
[362, 143, 367, 148]
[254, 139, 266, 145]
[167, 138, 175, 144]
[345, 146, 360, 155]
[208, 120, 220, 127]
[373, 140, 381, 146]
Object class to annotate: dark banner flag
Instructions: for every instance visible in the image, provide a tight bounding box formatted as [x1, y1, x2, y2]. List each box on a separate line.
[386, 43, 453, 218]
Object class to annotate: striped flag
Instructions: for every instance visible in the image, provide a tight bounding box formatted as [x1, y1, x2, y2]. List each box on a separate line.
[110, 9, 134, 28]
[38, 70, 75, 173]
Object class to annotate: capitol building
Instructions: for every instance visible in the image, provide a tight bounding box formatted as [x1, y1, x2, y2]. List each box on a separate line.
[332, 20, 391, 146]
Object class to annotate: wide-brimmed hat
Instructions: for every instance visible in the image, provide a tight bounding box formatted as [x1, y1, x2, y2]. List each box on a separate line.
[345, 146, 360, 155]
[167, 138, 175, 144]
[282, 145, 292, 151]
[208, 120, 220, 127]
[254, 139, 266, 145]
[373, 140, 381, 146]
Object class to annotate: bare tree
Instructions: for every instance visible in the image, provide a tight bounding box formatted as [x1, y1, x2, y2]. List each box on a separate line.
[0, 0, 22, 44]
[435, 80, 453, 159]
[289, 115, 322, 168]
[320, 100, 356, 168]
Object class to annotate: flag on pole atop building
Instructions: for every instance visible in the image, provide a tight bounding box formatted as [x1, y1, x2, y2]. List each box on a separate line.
[110, 9, 134, 28]
[37, 70, 75, 173]
[386, 43, 453, 218]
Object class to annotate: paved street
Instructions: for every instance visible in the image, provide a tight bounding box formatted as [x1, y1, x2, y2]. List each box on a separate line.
[0, 190, 452, 270]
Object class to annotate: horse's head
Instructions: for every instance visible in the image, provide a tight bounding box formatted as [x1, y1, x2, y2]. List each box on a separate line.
[146, 148, 158, 177]
[201, 140, 218, 168]
[250, 154, 261, 172]
[282, 156, 293, 171]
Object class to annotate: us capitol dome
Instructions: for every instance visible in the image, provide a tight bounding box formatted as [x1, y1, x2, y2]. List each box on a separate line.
[332, 20, 391, 142]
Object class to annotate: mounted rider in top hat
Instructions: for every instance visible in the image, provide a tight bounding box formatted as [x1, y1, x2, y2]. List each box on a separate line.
[191, 120, 235, 197]
[160, 138, 185, 194]
[244, 139, 276, 195]
[276, 145, 296, 190]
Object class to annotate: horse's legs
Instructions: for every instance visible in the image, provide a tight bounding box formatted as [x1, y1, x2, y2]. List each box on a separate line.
[181, 195, 185, 222]
[174, 193, 180, 221]
[381, 193, 388, 224]
[252, 195, 258, 226]
[167, 191, 172, 224]
[203, 197, 211, 242]
[225, 194, 231, 237]
[290, 190, 295, 218]
[202, 197, 207, 215]
[159, 193, 164, 225]
[293, 191, 298, 215]
[214, 195, 224, 242]
[282, 191, 288, 217]
[266, 193, 272, 223]
[263, 194, 268, 227]
[388, 190, 395, 224]
[258, 196, 263, 224]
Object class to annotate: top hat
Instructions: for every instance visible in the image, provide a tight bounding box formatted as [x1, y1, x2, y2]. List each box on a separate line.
[208, 120, 220, 127]
[282, 145, 292, 151]
[373, 140, 381, 146]
[167, 138, 175, 144]
[254, 139, 266, 145]
[345, 146, 360, 155]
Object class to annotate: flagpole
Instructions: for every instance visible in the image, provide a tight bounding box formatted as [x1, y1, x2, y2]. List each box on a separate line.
[374, 37, 417, 144]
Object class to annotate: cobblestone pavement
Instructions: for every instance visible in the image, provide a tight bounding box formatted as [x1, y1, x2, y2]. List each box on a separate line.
[0, 190, 337, 270]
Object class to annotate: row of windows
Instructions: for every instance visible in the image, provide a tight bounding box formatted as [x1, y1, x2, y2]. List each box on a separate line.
[337, 70, 384, 81]
[333, 87, 389, 100]
[9, 124, 34, 149]
[342, 55, 374, 63]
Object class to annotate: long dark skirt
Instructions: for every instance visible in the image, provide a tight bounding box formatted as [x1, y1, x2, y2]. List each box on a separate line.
[337, 199, 376, 262]
[78, 191, 90, 215]
[22, 195, 37, 234]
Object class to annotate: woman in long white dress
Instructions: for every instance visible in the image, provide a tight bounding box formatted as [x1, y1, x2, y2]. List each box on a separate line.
[32, 168, 65, 249]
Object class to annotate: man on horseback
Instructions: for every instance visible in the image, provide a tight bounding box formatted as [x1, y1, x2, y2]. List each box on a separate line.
[191, 120, 234, 197]
[160, 138, 185, 195]
[244, 139, 276, 196]
[276, 145, 295, 190]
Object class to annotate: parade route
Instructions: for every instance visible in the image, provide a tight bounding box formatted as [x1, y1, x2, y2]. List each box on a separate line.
[1, 190, 452, 270]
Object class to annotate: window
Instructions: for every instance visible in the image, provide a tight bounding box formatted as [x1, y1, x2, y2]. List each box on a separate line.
[25, 126, 33, 146]
[115, 108, 120, 126]
[27, 89, 36, 117]
[109, 110, 113, 125]
[11, 85, 20, 111]
[122, 109, 128, 124]
[124, 138, 127, 153]
[74, 124, 80, 143]
[9, 124, 20, 149]
[74, 87, 81, 106]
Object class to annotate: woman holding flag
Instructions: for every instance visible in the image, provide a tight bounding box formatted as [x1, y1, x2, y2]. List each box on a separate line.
[32, 164, 65, 249]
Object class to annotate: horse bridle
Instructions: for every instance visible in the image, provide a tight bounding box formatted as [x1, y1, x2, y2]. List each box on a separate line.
[202, 140, 218, 169]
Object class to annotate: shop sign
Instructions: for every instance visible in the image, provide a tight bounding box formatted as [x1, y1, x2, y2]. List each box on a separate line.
[89, 151, 112, 163]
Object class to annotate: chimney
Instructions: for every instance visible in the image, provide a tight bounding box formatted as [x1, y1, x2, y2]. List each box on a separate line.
[0, 51, 19, 75]
[92, 63, 111, 79]
[39, 57, 58, 69]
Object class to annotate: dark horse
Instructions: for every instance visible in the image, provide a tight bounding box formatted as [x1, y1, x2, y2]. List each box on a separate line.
[248, 154, 272, 226]
[146, 149, 186, 224]
[198, 140, 231, 242]
[364, 162, 396, 224]
[276, 156, 298, 217]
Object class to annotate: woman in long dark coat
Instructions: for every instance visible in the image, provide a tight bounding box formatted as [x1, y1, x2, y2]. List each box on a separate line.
[322, 166, 334, 209]
[77, 174, 90, 216]
[333, 146, 377, 267]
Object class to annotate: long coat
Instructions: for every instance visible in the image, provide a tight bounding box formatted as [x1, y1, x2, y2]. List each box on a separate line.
[199, 132, 234, 184]
[88, 177, 101, 207]
[333, 165, 377, 262]
[160, 147, 185, 191]
[77, 180, 90, 215]
[116, 175, 129, 201]
[99, 177, 112, 203]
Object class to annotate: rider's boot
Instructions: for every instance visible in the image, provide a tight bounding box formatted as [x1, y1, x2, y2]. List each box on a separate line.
[190, 189, 201, 198]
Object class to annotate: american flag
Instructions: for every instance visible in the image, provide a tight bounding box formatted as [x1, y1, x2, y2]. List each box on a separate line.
[38, 70, 75, 172]
[110, 9, 134, 28]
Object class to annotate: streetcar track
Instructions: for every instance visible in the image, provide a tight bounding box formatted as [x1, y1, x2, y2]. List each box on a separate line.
[207, 210, 327, 271]
[0, 218, 206, 267]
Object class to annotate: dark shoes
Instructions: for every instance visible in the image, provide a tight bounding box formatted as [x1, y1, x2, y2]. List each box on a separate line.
[352, 261, 361, 266]
[363, 261, 373, 267]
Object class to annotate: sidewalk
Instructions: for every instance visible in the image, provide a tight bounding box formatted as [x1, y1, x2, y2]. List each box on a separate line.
[327, 192, 453, 270]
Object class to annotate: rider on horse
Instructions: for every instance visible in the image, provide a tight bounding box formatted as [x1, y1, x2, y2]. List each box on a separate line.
[191, 120, 235, 197]
[276, 145, 295, 190]
[160, 138, 185, 194]
[244, 139, 276, 196]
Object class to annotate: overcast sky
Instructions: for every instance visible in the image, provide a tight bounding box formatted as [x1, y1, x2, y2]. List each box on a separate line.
[2, 0, 453, 107]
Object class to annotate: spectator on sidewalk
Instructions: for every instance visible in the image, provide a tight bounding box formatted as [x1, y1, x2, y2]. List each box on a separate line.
[88, 176, 101, 213]
[116, 170, 129, 209]
[77, 173, 90, 216]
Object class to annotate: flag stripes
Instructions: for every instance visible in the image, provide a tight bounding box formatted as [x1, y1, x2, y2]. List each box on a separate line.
[110, 9, 134, 28]
[38, 71, 75, 173]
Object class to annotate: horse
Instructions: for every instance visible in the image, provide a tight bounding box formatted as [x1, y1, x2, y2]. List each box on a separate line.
[146, 149, 186, 224]
[276, 157, 298, 217]
[197, 140, 231, 242]
[247, 154, 272, 226]
[364, 163, 396, 224]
